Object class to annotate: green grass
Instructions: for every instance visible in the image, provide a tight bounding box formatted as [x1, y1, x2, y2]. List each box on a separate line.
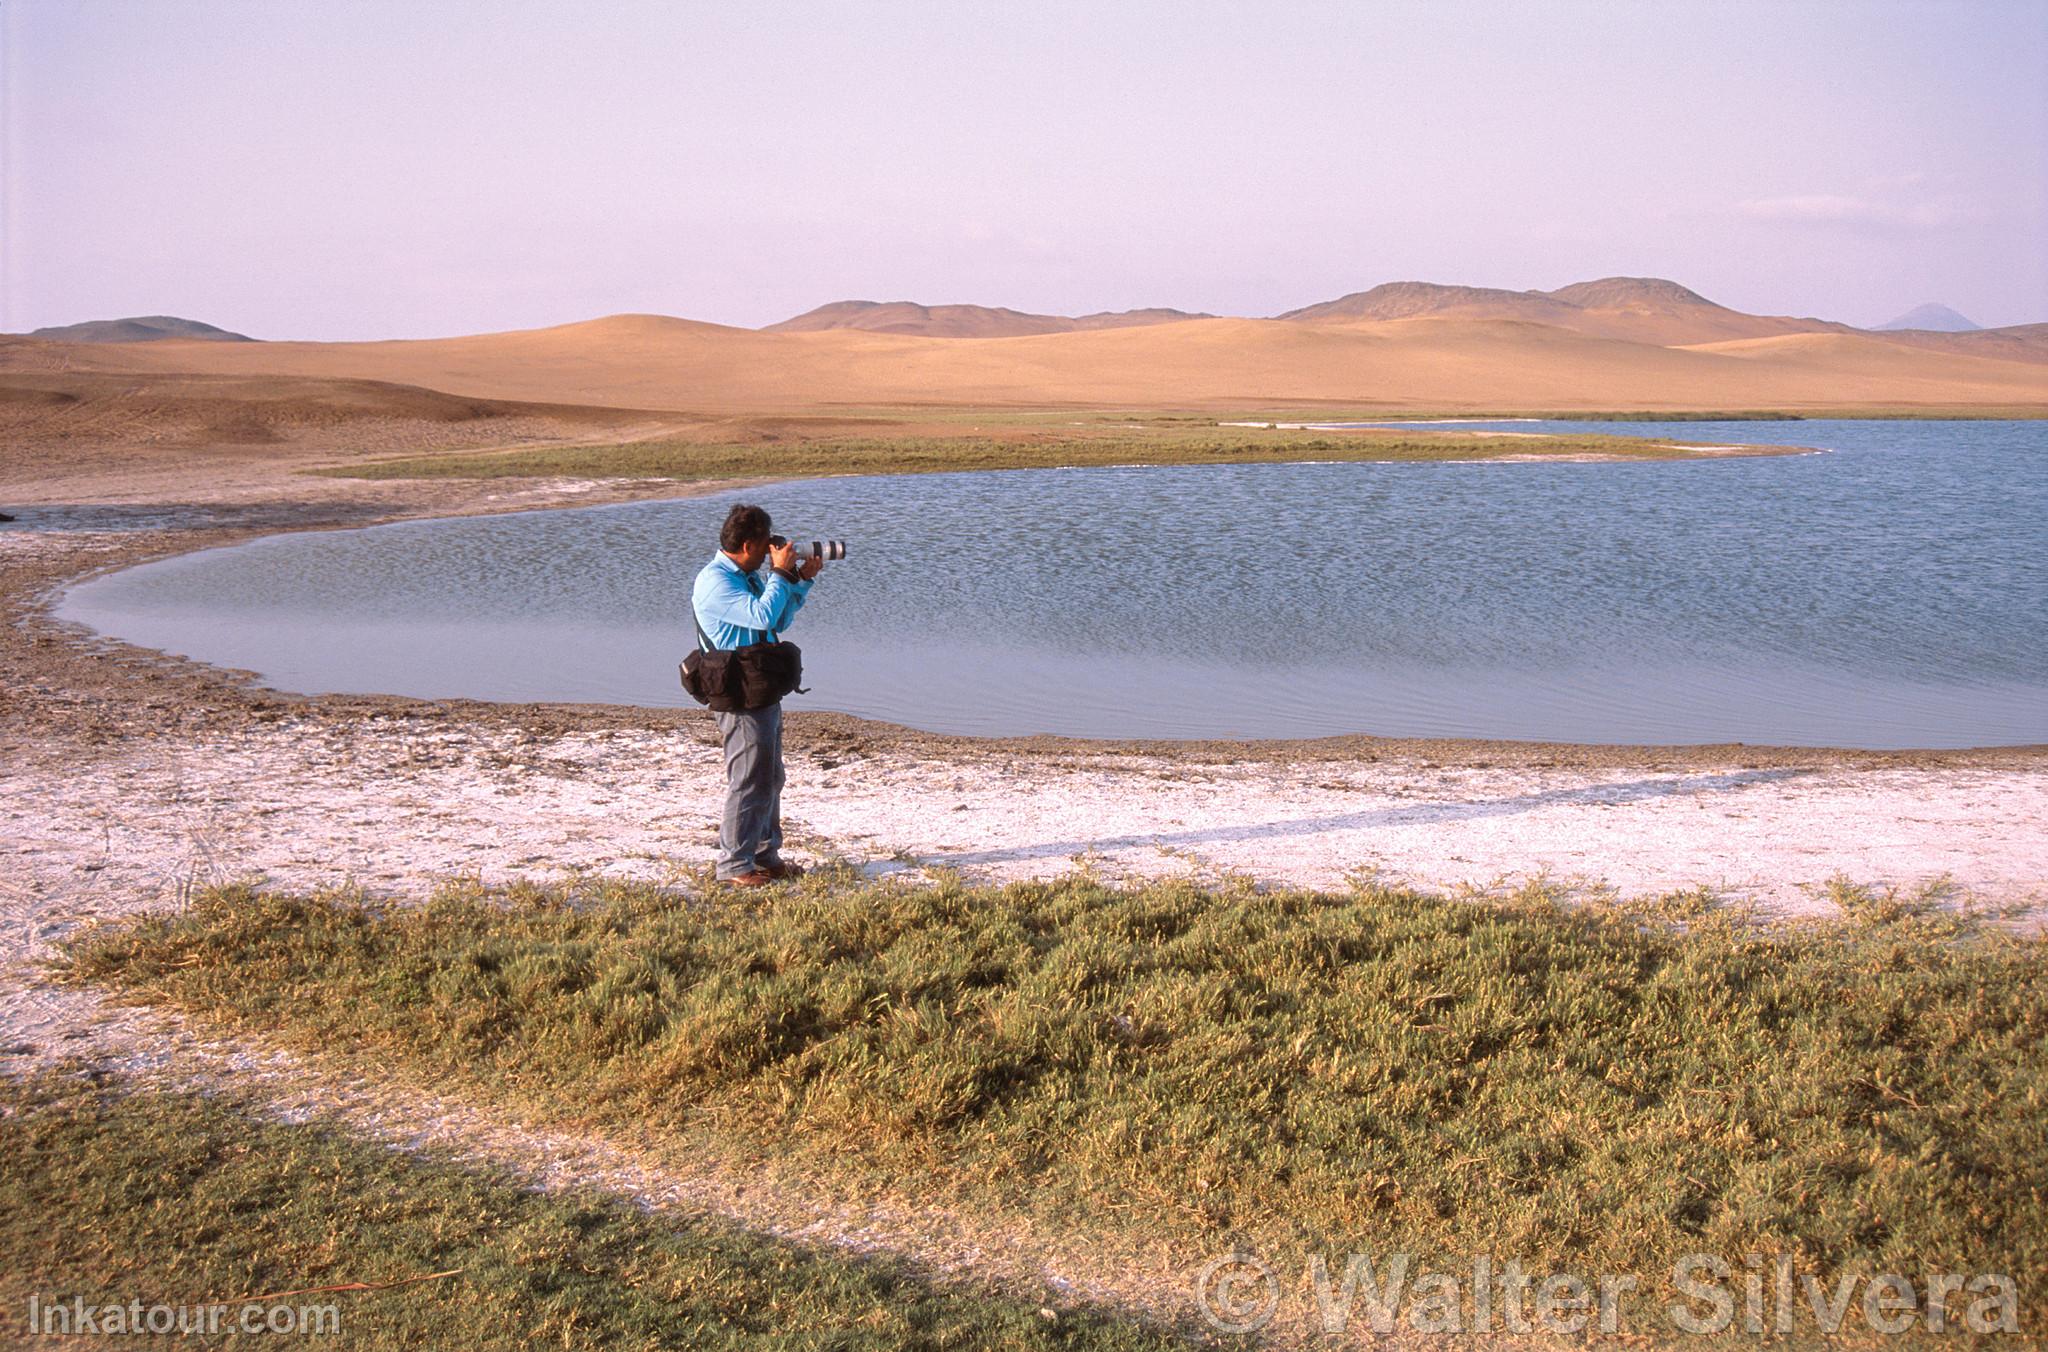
[58, 872, 2046, 1336]
[312, 426, 1767, 481]
[0, 1072, 1202, 1350]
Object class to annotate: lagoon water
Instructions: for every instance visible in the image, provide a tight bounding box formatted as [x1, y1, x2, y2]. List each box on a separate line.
[56, 420, 2048, 747]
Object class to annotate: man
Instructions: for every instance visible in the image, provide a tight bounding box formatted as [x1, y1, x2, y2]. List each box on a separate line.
[691, 503, 823, 887]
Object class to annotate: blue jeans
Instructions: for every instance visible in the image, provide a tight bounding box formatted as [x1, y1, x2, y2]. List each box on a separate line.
[713, 703, 784, 877]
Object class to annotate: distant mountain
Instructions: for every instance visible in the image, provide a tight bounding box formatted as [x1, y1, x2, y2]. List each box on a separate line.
[1275, 282, 1581, 325]
[28, 315, 254, 343]
[1542, 276, 1716, 311]
[744, 282, 2034, 351]
[1275, 276, 1853, 346]
[1066, 307, 1210, 331]
[1277, 277, 1735, 323]
[764, 300, 1209, 338]
[1877, 303, 1980, 333]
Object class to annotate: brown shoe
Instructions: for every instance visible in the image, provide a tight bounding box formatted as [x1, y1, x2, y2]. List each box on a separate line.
[721, 870, 774, 888]
[762, 859, 806, 880]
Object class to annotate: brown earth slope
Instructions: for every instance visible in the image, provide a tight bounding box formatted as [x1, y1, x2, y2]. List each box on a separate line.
[0, 371, 663, 447]
[0, 368, 687, 500]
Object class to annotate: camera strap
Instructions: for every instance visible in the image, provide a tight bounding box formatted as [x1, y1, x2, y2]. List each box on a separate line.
[696, 611, 778, 652]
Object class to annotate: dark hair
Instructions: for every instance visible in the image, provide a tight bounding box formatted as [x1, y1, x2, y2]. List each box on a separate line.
[720, 504, 772, 553]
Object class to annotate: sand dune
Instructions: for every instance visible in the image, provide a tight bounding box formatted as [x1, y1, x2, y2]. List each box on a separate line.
[1673, 330, 2048, 379]
[1860, 323, 2048, 366]
[6, 309, 2043, 414]
[13, 274, 2042, 415]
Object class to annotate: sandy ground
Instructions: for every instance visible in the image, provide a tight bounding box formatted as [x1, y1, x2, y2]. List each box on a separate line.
[10, 691, 2042, 947]
[4, 447, 2045, 1345]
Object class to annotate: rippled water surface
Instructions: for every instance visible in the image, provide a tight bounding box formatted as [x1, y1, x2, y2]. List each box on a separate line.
[56, 420, 2048, 746]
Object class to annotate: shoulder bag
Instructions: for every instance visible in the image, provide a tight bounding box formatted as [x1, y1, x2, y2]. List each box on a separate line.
[680, 610, 806, 712]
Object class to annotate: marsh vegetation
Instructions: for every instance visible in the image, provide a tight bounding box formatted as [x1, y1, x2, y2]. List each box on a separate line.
[61, 872, 2046, 1332]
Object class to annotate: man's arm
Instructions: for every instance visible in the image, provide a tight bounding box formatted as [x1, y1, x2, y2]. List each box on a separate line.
[765, 569, 813, 634]
[758, 543, 817, 635]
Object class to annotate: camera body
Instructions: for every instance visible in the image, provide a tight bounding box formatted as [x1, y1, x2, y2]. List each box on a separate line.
[769, 535, 847, 562]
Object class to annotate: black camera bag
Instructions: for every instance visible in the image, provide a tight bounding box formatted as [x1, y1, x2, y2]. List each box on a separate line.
[681, 613, 805, 712]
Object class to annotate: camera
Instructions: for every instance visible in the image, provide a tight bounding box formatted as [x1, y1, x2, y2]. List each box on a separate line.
[770, 535, 847, 561]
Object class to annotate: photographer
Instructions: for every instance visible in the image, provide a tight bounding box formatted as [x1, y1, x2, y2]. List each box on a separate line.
[691, 504, 823, 887]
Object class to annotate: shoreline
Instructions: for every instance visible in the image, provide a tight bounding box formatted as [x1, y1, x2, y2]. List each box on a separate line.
[6, 458, 2045, 770]
[2, 444, 2043, 929]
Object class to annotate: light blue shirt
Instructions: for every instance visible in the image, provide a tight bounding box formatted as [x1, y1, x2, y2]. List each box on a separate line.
[691, 551, 812, 651]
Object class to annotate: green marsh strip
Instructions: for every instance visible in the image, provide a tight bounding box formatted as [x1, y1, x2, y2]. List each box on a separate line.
[313, 429, 1745, 481]
[60, 875, 2047, 1328]
[0, 1073, 1196, 1349]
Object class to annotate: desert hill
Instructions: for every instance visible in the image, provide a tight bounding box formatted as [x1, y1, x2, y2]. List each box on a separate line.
[28, 315, 253, 343]
[15, 304, 2042, 415]
[1544, 277, 1717, 310]
[1878, 303, 1980, 332]
[766, 300, 1210, 337]
[1277, 276, 1855, 347]
[1277, 282, 1585, 327]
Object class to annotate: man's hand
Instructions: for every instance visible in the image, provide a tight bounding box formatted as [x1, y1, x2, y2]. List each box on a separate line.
[797, 554, 824, 581]
[768, 540, 798, 574]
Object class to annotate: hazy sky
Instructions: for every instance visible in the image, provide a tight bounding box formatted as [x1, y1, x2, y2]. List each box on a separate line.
[5, 0, 2044, 338]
